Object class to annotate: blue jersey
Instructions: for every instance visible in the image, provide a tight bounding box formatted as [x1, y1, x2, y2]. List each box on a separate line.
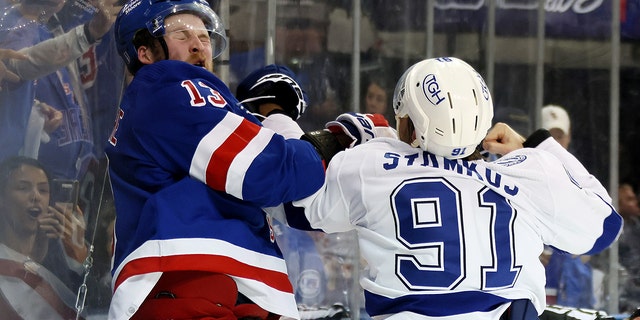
[0, 8, 40, 162]
[34, 25, 95, 180]
[105, 60, 325, 319]
[78, 29, 125, 158]
[555, 254, 594, 308]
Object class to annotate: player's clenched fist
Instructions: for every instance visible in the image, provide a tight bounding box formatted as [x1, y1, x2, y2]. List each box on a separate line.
[482, 122, 526, 156]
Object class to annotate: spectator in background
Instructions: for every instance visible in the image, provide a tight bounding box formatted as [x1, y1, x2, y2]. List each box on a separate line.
[273, 2, 350, 131]
[0, 156, 80, 319]
[541, 104, 571, 149]
[0, 0, 117, 164]
[314, 230, 364, 316]
[55, 0, 126, 161]
[362, 73, 393, 121]
[30, 0, 119, 181]
[22, 99, 63, 159]
[541, 104, 596, 309]
[617, 183, 640, 312]
[228, 1, 357, 131]
[0, 48, 26, 88]
[0, 0, 118, 302]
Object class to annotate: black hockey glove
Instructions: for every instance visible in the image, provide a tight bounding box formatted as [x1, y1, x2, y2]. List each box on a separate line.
[236, 64, 308, 120]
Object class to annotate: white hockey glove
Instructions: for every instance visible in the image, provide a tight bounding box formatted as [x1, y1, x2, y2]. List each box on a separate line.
[325, 112, 397, 148]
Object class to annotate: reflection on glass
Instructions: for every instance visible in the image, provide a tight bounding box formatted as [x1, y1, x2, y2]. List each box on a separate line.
[0, 0, 637, 317]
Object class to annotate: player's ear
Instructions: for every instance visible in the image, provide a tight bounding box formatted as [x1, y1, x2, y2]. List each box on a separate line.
[137, 46, 154, 65]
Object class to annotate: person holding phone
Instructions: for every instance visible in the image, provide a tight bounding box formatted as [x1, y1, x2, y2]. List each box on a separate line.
[0, 156, 83, 319]
[50, 178, 87, 264]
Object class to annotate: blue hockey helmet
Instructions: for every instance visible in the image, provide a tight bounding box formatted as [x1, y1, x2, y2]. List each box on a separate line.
[114, 0, 227, 73]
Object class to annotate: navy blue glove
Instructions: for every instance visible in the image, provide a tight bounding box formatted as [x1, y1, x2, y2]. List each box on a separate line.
[236, 64, 308, 120]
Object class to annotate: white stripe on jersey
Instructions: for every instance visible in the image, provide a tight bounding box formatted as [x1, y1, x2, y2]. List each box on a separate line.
[109, 272, 162, 320]
[224, 127, 273, 198]
[113, 238, 289, 279]
[110, 238, 299, 319]
[189, 113, 275, 199]
[234, 277, 301, 319]
[190, 113, 242, 183]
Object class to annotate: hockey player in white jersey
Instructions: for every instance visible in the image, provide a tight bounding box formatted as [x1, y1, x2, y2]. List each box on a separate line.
[293, 57, 623, 319]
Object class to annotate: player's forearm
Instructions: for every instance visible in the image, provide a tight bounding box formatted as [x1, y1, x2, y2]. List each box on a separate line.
[261, 112, 305, 140]
[294, 155, 354, 233]
[528, 129, 611, 202]
[296, 193, 352, 233]
[10, 24, 94, 80]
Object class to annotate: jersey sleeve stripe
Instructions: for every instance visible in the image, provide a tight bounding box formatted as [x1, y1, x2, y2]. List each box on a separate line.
[225, 127, 273, 198]
[205, 118, 260, 193]
[190, 114, 263, 198]
[585, 206, 624, 255]
[364, 290, 510, 317]
[190, 113, 242, 184]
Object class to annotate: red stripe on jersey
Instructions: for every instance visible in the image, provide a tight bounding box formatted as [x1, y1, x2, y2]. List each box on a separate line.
[206, 118, 261, 190]
[114, 254, 294, 293]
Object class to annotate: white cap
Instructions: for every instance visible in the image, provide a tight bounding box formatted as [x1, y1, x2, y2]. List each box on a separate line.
[541, 105, 570, 134]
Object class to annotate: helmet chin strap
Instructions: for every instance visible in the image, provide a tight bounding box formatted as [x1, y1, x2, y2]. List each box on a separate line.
[395, 116, 403, 134]
[158, 36, 170, 61]
[397, 115, 421, 148]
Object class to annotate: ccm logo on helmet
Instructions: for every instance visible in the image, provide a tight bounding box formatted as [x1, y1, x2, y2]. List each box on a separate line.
[422, 74, 446, 106]
[122, 0, 141, 14]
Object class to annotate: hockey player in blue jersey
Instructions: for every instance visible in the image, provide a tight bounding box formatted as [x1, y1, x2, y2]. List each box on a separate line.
[105, 0, 354, 319]
[291, 57, 623, 319]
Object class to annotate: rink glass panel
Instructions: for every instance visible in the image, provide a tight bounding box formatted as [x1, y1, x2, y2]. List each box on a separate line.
[1, 0, 637, 318]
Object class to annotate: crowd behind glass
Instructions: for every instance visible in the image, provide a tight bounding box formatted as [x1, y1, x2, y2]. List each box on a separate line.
[0, 0, 639, 318]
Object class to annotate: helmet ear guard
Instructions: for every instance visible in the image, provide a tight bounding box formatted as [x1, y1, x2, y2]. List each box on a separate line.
[392, 57, 494, 159]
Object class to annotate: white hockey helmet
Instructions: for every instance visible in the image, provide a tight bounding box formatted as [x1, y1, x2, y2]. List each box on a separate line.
[392, 57, 493, 159]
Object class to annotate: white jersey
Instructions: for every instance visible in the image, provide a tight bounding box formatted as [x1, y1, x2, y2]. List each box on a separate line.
[294, 136, 622, 319]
